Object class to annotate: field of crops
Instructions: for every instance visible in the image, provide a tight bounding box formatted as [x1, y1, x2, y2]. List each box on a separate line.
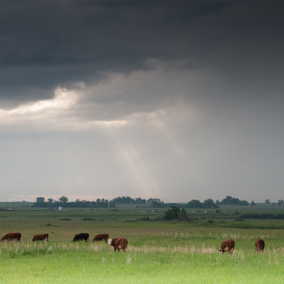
[1, 204, 284, 283]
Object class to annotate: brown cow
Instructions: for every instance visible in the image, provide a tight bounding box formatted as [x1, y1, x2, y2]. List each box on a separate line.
[0, 232, 21, 242]
[32, 233, 49, 242]
[92, 234, 109, 242]
[255, 238, 265, 252]
[218, 239, 235, 254]
[108, 238, 128, 253]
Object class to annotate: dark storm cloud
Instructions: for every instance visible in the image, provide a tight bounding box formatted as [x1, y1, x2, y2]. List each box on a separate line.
[0, 1, 283, 107]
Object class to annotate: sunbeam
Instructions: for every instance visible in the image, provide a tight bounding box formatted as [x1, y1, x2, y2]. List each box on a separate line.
[104, 125, 161, 198]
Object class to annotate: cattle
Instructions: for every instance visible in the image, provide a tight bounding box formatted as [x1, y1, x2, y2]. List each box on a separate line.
[108, 238, 128, 253]
[72, 233, 89, 242]
[0, 232, 21, 242]
[32, 233, 49, 242]
[92, 234, 109, 242]
[218, 239, 235, 254]
[255, 238, 265, 252]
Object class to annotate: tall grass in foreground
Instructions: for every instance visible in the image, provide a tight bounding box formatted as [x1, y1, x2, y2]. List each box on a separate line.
[1, 241, 284, 283]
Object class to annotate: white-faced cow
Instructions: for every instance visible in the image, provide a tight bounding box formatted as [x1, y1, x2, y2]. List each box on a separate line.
[92, 234, 109, 242]
[108, 238, 128, 253]
[72, 233, 89, 242]
[0, 232, 21, 242]
[255, 238, 265, 252]
[32, 233, 49, 242]
[218, 239, 235, 254]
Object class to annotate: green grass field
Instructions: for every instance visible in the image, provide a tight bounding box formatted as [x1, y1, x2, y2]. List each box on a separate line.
[1, 204, 284, 283]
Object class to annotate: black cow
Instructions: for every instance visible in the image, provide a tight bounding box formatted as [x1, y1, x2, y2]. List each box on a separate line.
[72, 233, 89, 242]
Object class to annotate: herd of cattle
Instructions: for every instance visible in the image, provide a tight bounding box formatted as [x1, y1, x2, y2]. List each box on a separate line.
[0, 232, 265, 254]
[0, 232, 128, 253]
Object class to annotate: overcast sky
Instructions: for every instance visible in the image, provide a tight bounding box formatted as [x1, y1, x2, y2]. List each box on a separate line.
[0, 1, 284, 202]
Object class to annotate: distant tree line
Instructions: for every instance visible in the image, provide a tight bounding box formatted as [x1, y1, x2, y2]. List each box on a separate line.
[163, 196, 250, 209]
[34, 195, 266, 209]
[33, 196, 110, 208]
[112, 196, 161, 205]
[33, 196, 163, 208]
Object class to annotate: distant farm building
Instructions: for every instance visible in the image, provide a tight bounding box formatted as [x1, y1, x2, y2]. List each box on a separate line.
[47, 207, 54, 212]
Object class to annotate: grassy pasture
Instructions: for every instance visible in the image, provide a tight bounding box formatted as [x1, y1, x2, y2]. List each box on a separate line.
[1, 206, 284, 283]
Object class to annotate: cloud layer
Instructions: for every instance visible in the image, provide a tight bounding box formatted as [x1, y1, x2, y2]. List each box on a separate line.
[0, 1, 284, 202]
[1, 2, 283, 104]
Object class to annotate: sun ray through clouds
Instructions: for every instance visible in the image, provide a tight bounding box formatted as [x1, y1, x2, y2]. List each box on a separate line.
[104, 124, 161, 198]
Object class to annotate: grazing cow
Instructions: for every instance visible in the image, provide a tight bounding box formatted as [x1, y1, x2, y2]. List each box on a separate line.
[92, 234, 109, 242]
[32, 233, 49, 242]
[0, 232, 21, 242]
[108, 238, 128, 253]
[72, 233, 89, 242]
[255, 238, 265, 252]
[218, 239, 235, 254]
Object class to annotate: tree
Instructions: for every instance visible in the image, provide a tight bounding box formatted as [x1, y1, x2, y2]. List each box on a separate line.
[147, 198, 161, 204]
[265, 199, 270, 204]
[36, 197, 45, 203]
[152, 200, 162, 208]
[221, 196, 248, 206]
[272, 202, 276, 206]
[59, 196, 68, 204]
[221, 196, 233, 205]
[135, 197, 142, 204]
[203, 199, 219, 208]
[163, 206, 180, 220]
[48, 198, 53, 204]
[147, 198, 153, 204]
[251, 201, 256, 206]
[187, 200, 203, 208]
[108, 201, 116, 208]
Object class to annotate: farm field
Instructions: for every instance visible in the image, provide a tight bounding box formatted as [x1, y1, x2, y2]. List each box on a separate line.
[1, 205, 284, 283]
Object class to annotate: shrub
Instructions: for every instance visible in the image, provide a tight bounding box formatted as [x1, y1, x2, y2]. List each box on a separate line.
[163, 206, 180, 220]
